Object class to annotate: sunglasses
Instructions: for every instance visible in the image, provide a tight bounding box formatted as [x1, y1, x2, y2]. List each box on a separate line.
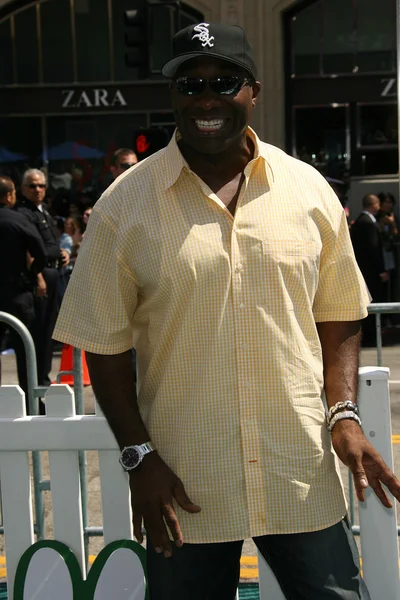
[173, 76, 253, 96]
[27, 183, 46, 189]
[119, 162, 136, 170]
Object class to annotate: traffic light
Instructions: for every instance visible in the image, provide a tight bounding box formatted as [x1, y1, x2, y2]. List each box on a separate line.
[134, 127, 171, 160]
[124, 1, 150, 78]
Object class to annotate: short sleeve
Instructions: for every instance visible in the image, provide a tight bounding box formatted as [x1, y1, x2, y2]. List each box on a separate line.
[53, 209, 139, 354]
[313, 207, 371, 322]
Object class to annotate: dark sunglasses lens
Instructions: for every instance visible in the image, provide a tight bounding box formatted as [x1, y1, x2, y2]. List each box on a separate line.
[175, 77, 204, 95]
[29, 184, 45, 189]
[212, 77, 242, 95]
[120, 163, 134, 169]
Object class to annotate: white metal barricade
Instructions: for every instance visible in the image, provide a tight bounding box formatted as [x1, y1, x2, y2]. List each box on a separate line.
[0, 367, 399, 599]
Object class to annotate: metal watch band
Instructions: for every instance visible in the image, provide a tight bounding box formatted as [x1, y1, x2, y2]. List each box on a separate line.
[140, 441, 155, 455]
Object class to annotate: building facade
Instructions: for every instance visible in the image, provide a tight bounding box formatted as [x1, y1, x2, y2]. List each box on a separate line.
[0, 0, 398, 192]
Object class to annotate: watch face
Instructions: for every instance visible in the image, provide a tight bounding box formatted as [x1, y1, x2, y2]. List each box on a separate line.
[121, 446, 141, 470]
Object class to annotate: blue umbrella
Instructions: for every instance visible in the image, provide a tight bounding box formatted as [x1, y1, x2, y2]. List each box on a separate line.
[0, 147, 28, 163]
[44, 142, 105, 160]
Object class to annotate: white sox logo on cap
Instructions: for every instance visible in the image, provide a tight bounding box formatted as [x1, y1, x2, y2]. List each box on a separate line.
[192, 23, 215, 48]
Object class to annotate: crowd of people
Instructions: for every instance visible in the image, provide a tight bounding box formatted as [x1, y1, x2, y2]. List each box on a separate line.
[0, 147, 138, 411]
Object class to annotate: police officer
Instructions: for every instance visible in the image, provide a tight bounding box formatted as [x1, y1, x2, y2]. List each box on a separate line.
[0, 176, 46, 405]
[16, 169, 70, 392]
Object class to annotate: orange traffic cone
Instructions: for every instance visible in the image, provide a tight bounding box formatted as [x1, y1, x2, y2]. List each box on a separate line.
[54, 344, 91, 386]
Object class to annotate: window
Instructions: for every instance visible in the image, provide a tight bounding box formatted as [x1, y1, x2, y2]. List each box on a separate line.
[322, 0, 355, 74]
[356, 0, 396, 72]
[0, 117, 43, 184]
[0, 20, 13, 85]
[358, 104, 397, 148]
[75, 0, 110, 81]
[294, 105, 349, 180]
[290, 0, 396, 76]
[41, 0, 73, 82]
[292, 3, 321, 75]
[14, 6, 39, 84]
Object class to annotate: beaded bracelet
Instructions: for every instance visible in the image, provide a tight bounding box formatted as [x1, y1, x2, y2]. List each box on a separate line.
[327, 410, 362, 432]
[327, 400, 358, 423]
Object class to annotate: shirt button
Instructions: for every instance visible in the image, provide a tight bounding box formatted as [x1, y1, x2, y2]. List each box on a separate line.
[239, 303, 245, 309]
[237, 263, 243, 271]
[242, 343, 248, 350]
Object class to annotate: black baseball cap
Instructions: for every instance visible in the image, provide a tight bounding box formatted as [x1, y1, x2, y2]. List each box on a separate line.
[162, 22, 257, 80]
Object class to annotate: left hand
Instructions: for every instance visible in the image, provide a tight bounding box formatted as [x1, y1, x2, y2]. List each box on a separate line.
[331, 418, 400, 507]
[60, 249, 70, 267]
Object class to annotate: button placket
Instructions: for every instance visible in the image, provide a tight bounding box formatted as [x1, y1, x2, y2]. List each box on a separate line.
[231, 222, 261, 529]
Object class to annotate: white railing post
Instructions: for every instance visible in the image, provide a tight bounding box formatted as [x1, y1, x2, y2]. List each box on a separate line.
[0, 386, 34, 600]
[258, 555, 286, 600]
[358, 367, 400, 600]
[46, 384, 86, 578]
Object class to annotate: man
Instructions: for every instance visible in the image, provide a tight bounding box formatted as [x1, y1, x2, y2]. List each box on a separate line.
[351, 193, 388, 346]
[17, 169, 69, 394]
[54, 23, 400, 600]
[0, 176, 46, 405]
[110, 148, 138, 179]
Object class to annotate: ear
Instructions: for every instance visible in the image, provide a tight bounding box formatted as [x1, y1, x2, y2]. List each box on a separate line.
[251, 81, 262, 108]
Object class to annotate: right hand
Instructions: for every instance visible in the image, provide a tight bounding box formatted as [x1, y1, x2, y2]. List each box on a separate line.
[129, 452, 201, 558]
[379, 271, 389, 282]
[36, 274, 47, 297]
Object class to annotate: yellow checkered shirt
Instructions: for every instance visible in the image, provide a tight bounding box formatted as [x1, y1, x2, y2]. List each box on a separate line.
[54, 128, 370, 543]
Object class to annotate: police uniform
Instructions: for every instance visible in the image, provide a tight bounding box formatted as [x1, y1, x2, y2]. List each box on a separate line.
[16, 198, 61, 388]
[0, 205, 46, 401]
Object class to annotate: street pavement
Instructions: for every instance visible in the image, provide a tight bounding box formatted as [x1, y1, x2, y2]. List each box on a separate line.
[1, 336, 400, 583]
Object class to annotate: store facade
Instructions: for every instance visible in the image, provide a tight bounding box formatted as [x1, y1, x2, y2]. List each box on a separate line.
[0, 0, 398, 193]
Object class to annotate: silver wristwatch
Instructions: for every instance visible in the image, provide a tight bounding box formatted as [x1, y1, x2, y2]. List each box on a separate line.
[119, 441, 156, 471]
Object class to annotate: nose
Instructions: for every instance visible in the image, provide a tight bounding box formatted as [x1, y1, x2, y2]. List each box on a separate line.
[192, 87, 223, 110]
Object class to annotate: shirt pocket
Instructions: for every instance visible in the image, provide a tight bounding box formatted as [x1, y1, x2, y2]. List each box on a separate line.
[261, 239, 320, 311]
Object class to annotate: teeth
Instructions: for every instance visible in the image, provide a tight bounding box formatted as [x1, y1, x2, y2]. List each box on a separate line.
[195, 119, 224, 130]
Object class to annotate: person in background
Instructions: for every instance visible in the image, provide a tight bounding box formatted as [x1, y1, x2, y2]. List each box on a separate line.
[350, 194, 388, 346]
[377, 192, 399, 306]
[0, 176, 46, 406]
[16, 169, 70, 401]
[55, 217, 75, 305]
[82, 206, 93, 234]
[110, 148, 138, 180]
[53, 23, 400, 600]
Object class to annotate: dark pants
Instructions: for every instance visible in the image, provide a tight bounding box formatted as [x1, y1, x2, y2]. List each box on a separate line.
[147, 517, 370, 600]
[0, 288, 35, 410]
[31, 267, 59, 388]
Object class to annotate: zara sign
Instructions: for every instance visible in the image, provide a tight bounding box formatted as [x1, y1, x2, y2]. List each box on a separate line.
[61, 88, 128, 108]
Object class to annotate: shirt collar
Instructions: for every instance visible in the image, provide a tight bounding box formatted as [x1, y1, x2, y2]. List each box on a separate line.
[162, 126, 274, 191]
[362, 210, 377, 223]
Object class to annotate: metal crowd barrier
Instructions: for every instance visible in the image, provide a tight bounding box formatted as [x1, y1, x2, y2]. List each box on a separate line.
[1, 304, 400, 557]
[347, 302, 400, 536]
[368, 302, 400, 366]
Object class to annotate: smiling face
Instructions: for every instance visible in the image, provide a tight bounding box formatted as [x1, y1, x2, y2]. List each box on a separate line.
[170, 57, 261, 157]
